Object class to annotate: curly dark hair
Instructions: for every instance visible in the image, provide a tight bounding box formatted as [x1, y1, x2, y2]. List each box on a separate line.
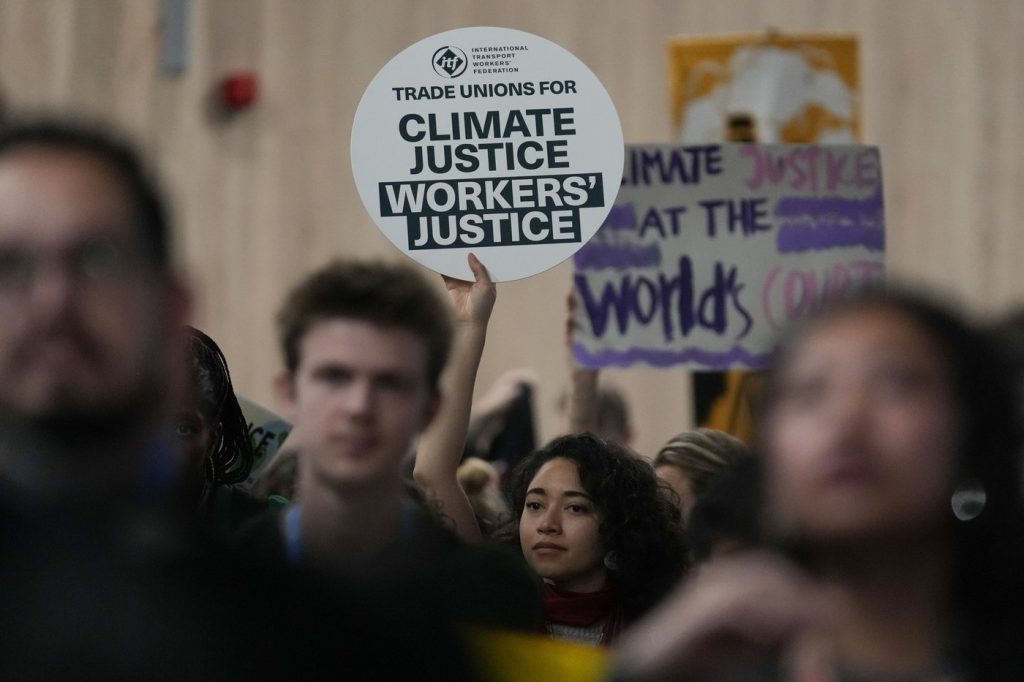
[186, 327, 254, 493]
[501, 433, 689, 619]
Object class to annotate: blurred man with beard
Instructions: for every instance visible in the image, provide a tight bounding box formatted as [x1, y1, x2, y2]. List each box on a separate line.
[0, 120, 243, 679]
[0, 121, 189, 504]
[0, 120, 477, 680]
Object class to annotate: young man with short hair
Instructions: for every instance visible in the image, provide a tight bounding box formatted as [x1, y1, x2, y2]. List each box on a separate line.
[251, 258, 541, 631]
[273, 259, 452, 569]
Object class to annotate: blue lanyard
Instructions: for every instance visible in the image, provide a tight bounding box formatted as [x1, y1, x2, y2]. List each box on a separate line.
[283, 504, 303, 566]
[284, 500, 420, 567]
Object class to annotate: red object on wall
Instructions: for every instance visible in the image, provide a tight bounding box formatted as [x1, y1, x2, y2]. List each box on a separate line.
[221, 72, 258, 110]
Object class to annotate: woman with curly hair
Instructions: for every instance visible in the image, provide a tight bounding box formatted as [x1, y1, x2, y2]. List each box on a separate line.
[412, 257, 687, 645]
[502, 432, 689, 646]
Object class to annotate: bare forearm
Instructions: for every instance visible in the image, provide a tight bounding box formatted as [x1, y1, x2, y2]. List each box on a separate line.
[414, 323, 487, 541]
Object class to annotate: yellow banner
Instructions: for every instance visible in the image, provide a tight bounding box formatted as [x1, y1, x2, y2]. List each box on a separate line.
[468, 629, 609, 682]
[668, 33, 860, 144]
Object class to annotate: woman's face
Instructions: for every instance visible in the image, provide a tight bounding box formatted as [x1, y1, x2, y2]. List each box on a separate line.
[519, 457, 608, 593]
[762, 306, 958, 545]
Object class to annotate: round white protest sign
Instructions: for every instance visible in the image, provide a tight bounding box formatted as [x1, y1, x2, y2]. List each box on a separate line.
[351, 26, 624, 281]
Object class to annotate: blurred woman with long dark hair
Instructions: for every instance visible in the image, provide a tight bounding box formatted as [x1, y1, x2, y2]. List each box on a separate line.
[618, 288, 1024, 680]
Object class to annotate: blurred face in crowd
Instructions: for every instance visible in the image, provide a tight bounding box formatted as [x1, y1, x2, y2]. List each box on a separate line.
[0, 148, 181, 424]
[762, 306, 958, 545]
[520, 457, 608, 593]
[655, 464, 697, 521]
[279, 318, 437, 491]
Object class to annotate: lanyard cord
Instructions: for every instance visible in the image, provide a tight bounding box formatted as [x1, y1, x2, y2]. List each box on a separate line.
[283, 503, 302, 566]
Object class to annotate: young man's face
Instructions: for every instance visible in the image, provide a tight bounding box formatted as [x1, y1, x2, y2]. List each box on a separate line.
[0, 148, 183, 424]
[279, 318, 438, 491]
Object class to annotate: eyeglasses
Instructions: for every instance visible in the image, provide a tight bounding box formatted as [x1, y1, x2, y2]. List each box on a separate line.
[0, 236, 146, 299]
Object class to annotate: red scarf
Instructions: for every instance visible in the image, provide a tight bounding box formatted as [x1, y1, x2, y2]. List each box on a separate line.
[542, 583, 627, 645]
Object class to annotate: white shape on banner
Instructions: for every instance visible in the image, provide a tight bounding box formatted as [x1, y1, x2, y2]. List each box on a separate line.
[351, 26, 624, 281]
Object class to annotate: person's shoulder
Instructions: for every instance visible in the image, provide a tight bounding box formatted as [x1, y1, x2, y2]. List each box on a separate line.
[418, 514, 545, 631]
[371, 503, 543, 631]
[205, 484, 283, 536]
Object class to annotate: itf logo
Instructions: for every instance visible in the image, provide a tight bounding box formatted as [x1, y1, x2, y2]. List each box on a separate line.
[432, 46, 467, 78]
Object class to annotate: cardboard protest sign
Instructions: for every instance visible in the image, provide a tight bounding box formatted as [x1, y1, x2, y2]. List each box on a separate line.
[666, 33, 861, 437]
[572, 143, 884, 370]
[668, 34, 859, 144]
[237, 396, 291, 491]
[351, 27, 623, 281]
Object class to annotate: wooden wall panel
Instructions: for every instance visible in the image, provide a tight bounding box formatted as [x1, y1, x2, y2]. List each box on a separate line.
[0, 0, 1021, 457]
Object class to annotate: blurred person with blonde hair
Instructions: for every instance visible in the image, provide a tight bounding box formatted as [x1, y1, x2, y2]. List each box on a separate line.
[653, 428, 751, 523]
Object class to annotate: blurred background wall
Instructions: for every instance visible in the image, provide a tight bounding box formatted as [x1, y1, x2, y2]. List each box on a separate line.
[0, 0, 1020, 457]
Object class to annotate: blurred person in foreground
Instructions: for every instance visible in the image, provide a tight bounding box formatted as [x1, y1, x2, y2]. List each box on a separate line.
[0, 119, 412, 680]
[0, 118, 258, 678]
[616, 287, 1024, 681]
[0, 120, 189, 505]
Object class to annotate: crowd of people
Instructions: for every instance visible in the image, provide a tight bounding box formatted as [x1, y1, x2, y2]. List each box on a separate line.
[0, 115, 1022, 681]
